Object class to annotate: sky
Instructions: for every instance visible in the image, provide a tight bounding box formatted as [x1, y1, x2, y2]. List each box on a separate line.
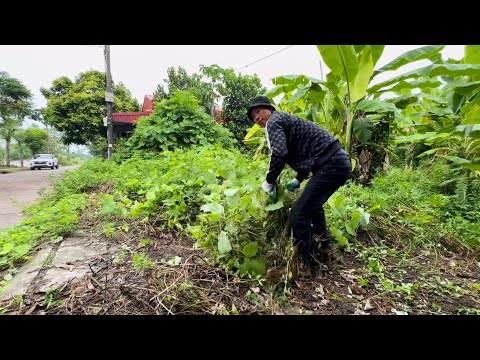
[0, 45, 466, 118]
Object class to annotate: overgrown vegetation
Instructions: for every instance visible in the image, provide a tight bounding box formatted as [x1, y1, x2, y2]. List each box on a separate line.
[125, 91, 236, 155]
[1, 45, 479, 315]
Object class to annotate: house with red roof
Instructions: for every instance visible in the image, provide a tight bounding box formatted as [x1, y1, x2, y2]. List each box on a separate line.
[112, 96, 225, 139]
[112, 95, 155, 139]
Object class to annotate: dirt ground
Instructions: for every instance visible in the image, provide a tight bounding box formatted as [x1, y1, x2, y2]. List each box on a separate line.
[4, 213, 479, 315]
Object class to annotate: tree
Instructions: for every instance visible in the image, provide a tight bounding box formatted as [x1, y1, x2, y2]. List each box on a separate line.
[153, 65, 265, 147]
[12, 129, 28, 167]
[0, 71, 33, 166]
[41, 70, 140, 146]
[205, 67, 265, 144]
[23, 127, 49, 155]
[153, 66, 214, 115]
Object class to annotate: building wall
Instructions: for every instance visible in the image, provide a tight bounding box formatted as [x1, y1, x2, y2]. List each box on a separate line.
[113, 124, 134, 140]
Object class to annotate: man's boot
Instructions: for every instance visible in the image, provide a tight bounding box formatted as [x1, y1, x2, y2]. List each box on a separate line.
[319, 240, 335, 264]
[291, 243, 313, 278]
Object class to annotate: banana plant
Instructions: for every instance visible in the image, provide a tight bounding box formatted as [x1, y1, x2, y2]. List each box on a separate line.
[263, 45, 480, 182]
[391, 46, 480, 176]
[317, 45, 449, 153]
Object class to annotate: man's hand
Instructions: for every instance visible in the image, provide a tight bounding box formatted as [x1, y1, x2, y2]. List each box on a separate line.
[262, 180, 277, 200]
[286, 178, 301, 192]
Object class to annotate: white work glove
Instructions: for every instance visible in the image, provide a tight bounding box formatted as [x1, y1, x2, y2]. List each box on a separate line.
[262, 180, 277, 201]
[262, 180, 274, 192]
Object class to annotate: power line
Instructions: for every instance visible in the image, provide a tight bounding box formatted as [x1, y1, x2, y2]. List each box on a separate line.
[234, 45, 294, 71]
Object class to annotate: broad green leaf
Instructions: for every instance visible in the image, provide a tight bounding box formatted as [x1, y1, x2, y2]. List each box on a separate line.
[207, 213, 222, 222]
[449, 91, 466, 115]
[244, 124, 260, 141]
[330, 227, 349, 247]
[244, 138, 261, 145]
[424, 133, 453, 144]
[265, 85, 286, 99]
[226, 195, 239, 207]
[265, 199, 284, 211]
[455, 124, 480, 138]
[356, 99, 398, 113]
[371, 45, 385, 67]
[419, 93, 446, 104]
[417, 147, 450, 157]
[351, 210, 362, 227]
[238, 259, 249, 275]
[378, 79, 442, 94]
[14, 244, 30, 257]
[287, 88, 308, 103]
[465, 45, 480, 64]
[246, 258, 266, 276]
[307, 85, 326, 104]
[201, 202, 224, 215]
[373, 45, 445, 77]
[439, 155, 471, 164]
[272, 75, 309, 86]
[353, 45, 365, 54]
[388, 95, 419, 109]
[451, 81, 480, 96]
[218, 231, 232, 255]
[146, 185, 159, 200]
[346, 224, 356, 236]
[393, 132, 437, 144]
[188, 225, 205, 239]
[346, 210, 362, 236]
[351, 157, 357, 171]
[360, 211, 370, 226]
[162, 198, 176, 206]
[224, 189, 238, 197]
[353, 117, 373, 142]
[465, 45, 480, 81]
[242, 242, 259, 258]
[464, 104, 480, 124]
[305, 75, 324, 84]
[368, 64, 480, 94]
[98, 193, 117, 214]
[335, 194, 345, 208]
[351, 46, 374, 103]
[317, 45, 359, 83]
[130, 202, 144, 217]
[0, 243, 14, 255]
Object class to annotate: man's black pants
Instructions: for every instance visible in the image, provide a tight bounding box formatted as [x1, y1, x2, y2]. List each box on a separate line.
[291, 150, 352, 265]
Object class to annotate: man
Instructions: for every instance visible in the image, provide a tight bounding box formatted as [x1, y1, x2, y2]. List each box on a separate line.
[247, 96, 352, 275]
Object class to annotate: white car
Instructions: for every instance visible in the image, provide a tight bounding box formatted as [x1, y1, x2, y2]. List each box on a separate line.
[30, 154, 59, 170]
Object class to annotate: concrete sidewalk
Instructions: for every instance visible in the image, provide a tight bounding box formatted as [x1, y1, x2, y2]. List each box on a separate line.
[0, 229, 119, 304]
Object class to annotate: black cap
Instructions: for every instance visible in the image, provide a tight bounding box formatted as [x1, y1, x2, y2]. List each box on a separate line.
[247, 96, 275, 121]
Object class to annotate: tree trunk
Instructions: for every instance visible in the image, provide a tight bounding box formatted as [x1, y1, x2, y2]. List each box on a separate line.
[18, 142, 24, 167]
[5, 137, 11, 167]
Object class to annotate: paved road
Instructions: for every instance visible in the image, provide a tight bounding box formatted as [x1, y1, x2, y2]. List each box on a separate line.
[0, 166, 79, 230]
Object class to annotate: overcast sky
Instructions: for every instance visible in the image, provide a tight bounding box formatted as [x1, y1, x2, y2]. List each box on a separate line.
[0, 45, 466, 111]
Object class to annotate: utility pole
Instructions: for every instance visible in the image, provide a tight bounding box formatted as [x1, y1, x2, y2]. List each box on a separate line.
[319, 59, 324, 81]
[104, 45, 114, 159]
